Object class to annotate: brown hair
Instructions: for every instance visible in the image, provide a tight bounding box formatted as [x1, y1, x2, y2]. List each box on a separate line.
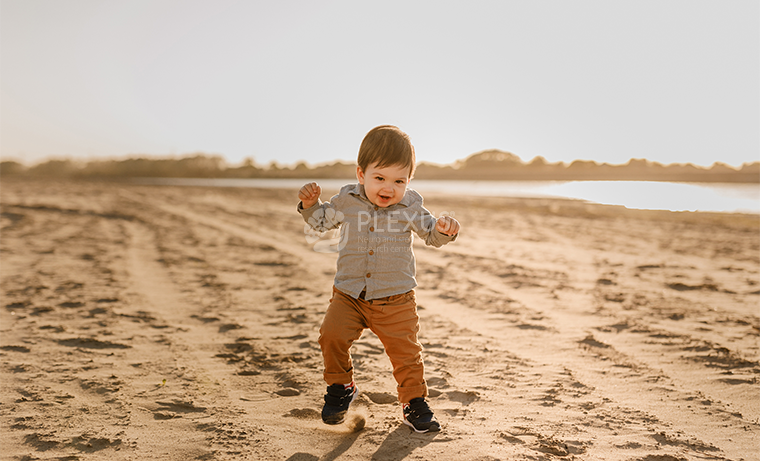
[357, 125, 416, 178]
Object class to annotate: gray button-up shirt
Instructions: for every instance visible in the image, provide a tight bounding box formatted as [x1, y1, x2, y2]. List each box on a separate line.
[299, 183, 457, 300]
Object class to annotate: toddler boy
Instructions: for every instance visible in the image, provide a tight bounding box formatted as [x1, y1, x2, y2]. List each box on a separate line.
[297, 125, 460, 433]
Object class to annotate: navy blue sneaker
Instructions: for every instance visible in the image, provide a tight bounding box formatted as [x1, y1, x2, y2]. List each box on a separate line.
[403, 398, 440, 433]
[321, 383, 357, 425]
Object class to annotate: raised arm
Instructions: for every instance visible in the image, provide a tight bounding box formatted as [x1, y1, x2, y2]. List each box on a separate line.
[297, 182, 344, 232]
[410, 207, 459, 247]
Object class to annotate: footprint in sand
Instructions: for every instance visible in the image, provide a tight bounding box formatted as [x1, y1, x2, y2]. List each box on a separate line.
[446, 390, 480, 405]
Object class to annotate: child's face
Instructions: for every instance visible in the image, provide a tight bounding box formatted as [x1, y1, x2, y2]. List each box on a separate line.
[356, 162, 410, 208]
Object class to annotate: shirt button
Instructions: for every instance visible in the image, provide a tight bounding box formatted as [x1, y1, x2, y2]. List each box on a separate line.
[366, 273, 371, 278]
[369, 227, 374, 232]
[368, 250, 374, 255]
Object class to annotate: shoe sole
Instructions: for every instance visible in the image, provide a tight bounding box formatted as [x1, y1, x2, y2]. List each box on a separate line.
[322, 387, 359, 425]
[402, 418, 441, 433]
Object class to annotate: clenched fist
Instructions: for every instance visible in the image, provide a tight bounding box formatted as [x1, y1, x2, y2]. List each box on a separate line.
[435, 215, 460, 236]
[298, 182, 321, 209]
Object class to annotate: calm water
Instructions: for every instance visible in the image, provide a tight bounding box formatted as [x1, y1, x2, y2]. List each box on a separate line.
[135, 178, 760, 214]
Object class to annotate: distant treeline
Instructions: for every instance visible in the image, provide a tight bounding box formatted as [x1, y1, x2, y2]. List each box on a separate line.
[1, 150, 758, 183]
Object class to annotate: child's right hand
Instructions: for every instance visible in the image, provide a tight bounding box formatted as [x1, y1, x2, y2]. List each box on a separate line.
[298, 182, 321, 209]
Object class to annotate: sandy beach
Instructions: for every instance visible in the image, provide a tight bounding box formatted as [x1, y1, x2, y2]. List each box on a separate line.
[1, 178, 758, 461]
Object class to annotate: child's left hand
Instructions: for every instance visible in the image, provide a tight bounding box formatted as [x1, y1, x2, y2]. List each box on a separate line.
[436, 216, 460, 236]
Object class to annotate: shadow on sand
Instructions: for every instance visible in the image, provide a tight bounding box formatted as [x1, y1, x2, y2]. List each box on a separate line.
[370, 425, 437, 460]
[285, 424, 437, 461]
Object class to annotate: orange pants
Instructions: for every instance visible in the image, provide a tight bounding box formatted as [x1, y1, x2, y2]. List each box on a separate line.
[319, 286, 427, 404]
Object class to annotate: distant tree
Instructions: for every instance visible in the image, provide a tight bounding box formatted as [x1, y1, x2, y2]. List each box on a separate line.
[175, 155, 225, 177]
[567, 159, 598, 170]
[226, 157, 261, 178]
[462, 150, 523, 169]
[528, 156, 548, 167]
[0, 161, 26, 176]
[740, 162, 760, 175]
[624, 158, 651, 169]
[28, 159, 79, 177]
[709, 162, 738, 173]
[415, 162, 456, 180]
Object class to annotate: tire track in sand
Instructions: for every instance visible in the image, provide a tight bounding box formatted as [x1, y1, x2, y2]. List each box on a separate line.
[121, 220, 263, 459]
[414, 247, 755, 461]
[118, 188, 336, 274]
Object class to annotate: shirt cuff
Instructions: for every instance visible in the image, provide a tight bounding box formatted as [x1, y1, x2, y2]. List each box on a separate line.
[431, 228, 457, 246]
[298, 200, 323, 225]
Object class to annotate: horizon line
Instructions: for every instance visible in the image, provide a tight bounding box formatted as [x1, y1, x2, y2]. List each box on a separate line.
[1, 149, 758, 171]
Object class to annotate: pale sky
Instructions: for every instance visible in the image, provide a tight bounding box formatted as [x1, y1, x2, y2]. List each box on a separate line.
[1, 0, 758, 168]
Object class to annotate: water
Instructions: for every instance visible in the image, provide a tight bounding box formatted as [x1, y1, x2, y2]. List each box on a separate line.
[134, 178, 760, 214]
[412, 180, 760, 214]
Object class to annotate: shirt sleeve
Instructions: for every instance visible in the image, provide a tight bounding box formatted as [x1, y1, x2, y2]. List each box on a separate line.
[407, 192, 457, 248]
[298, 192, 345, 232]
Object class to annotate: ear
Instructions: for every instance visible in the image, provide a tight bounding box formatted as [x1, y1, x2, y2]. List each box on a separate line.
[356, 166, 365, 184]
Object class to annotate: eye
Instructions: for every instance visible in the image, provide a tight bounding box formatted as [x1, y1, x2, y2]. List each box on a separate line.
[375, 176, 384, 181]
[396, 180, 406, 185]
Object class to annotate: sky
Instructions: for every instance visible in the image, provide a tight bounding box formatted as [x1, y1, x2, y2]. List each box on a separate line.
[1, 0, 758, 169]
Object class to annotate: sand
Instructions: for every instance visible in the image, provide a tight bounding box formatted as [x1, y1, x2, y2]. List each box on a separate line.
[1, 178, 758, 461]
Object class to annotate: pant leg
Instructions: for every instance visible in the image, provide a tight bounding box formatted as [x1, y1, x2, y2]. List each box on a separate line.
[366, 290, 427, 404]
[318, 287, 367, 386]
